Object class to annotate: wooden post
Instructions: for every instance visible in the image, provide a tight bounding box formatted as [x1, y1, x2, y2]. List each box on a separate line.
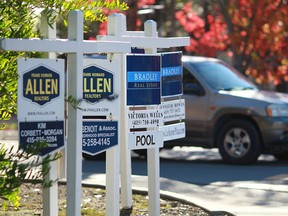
[107, 14, 133, 210]
[144, 20, 161, 216]
[40, 11, 59, 216]
[66, 10, 83, 216]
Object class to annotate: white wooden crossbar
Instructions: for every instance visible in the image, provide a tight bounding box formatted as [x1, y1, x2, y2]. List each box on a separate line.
[98, 35, 189, 48]
[0, 38, 130, 53]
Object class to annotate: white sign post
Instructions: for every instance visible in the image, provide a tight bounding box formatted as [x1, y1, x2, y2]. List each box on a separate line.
[40, 12, 62, 216]
[82, 54, 122, 215]
[145, 21, 162, 216]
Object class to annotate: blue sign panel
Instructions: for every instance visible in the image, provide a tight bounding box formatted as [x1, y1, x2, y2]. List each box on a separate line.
[83, 66, 115, 103]
[19, 121, 64, 156]
[126, 55, 161, 106]
[161, 52, 183, 97]
[82, 121, 118, 155]
[23, 66, 60, 106]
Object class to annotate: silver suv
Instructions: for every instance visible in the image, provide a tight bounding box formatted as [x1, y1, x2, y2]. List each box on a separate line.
[166, 56, 288, 164]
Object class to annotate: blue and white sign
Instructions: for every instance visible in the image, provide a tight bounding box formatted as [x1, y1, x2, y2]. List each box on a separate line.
[126, 54, 161, 106]
[17, 58, 65, 156]
[82, 121, 118, 155]
[19, 121, 65, 156]
[83, 65, 114, 103]
[161, 52, 183, 97]
[17, 58, 65, 121]
[82, 57, 121, 117]
[22, 66, 60, 106]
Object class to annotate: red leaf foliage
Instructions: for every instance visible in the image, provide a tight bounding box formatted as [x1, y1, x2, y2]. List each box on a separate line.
[176, 0, 287, 86]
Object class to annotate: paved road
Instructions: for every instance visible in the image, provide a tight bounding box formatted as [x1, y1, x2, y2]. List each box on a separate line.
[83, 147, 288, 185]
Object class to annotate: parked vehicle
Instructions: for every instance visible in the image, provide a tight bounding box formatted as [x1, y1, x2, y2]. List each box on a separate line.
[165, 55, 288, 164]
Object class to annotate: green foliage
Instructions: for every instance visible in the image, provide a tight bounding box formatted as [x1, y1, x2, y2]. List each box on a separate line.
[0, 142, 61, 209]
[63, 0, 128, 23]
[0, 0, 128, 211]
[66, 95, 83, 110]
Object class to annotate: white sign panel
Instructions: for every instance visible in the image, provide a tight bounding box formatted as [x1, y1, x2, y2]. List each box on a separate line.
[17, 58, 65, 121]
[128, 130, 163, 150]
[160, 99, 185, 122]
[127, 109, 163, 129]
[161, 122, 185, 141]
[82, 55, 121, 118]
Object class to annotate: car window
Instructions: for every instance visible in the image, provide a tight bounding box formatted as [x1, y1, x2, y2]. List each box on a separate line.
[183, 67, 205, 95]
[189, 61, 257, 91]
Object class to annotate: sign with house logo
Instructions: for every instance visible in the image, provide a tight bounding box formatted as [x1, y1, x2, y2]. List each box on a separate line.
[17, 58, 65, 121]
[82, 55, 121, 155]
[17, 58, 65, 156]
[22, 66, 60, 106]
[83, 65, 114, 103]
[82, 57, 120, 117]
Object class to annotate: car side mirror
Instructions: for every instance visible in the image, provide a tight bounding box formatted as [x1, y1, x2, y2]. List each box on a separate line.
[184, 83, 205, 96]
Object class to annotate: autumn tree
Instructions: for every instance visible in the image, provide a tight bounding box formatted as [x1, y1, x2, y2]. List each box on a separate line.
[175, 0, 288, 89]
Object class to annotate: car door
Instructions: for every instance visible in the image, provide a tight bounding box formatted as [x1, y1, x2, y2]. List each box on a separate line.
[182, 65, 211, 145]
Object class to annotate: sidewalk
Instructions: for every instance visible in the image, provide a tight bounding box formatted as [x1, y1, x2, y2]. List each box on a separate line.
[81, 173, 288, 216]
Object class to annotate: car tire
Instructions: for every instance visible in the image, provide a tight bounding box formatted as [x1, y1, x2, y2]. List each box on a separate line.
[273, 152, 288, 161]
[217, 119, 260, 165]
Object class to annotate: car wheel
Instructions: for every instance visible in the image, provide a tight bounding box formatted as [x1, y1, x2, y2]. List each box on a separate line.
[217, 119, 260, 165]
[273, 152, 288, 161]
